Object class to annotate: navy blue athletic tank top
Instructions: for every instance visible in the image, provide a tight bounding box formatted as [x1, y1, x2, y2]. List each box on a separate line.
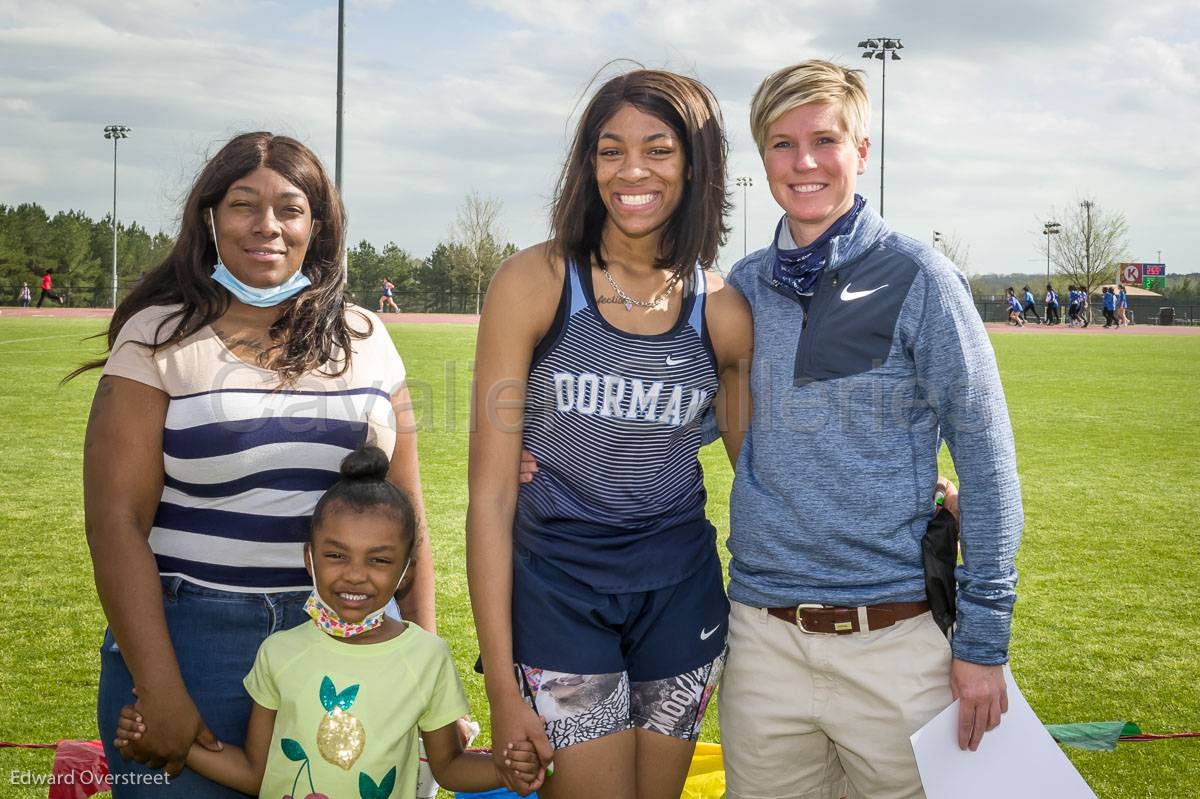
[514, 259, 720, 593]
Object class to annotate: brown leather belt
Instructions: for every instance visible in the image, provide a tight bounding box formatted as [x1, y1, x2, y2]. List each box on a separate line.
[767, 601, 930, 634]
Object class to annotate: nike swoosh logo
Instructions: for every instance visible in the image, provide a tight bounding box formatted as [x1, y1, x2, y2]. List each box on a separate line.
[700, 624, 721, 641]
[665, 355, 690, 366]
[840, 283, 889, 301]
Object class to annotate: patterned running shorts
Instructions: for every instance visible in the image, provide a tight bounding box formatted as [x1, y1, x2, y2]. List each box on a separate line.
[516, 650, 726, 750]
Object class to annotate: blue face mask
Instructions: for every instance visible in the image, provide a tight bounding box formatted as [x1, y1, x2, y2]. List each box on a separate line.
[207, 208, 313, 307]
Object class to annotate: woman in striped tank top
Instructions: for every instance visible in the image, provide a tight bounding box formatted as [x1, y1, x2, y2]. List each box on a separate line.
[468, 71, 753, 798]
[76, 133, 434, 797]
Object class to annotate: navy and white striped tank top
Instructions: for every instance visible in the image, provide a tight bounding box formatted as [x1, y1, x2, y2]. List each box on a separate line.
[515, 260, 720, 593]
[102, 304, 406, 593]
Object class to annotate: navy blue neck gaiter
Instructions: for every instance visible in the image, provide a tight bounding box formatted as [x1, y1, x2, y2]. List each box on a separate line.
[771, 194, 866, 298]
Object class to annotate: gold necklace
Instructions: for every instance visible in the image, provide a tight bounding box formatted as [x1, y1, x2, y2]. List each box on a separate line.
[601, 266, 682, 311]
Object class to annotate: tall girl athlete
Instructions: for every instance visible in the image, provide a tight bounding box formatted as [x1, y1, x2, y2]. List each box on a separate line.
[467, 71, 753, 799]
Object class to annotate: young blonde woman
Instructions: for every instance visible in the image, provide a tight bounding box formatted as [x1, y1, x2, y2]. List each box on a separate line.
[718, 61, 1021, 799]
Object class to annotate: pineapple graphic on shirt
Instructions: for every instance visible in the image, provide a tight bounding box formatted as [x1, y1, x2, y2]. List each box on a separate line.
[275, 677, 396, 799]
[316, 676, 365, 769]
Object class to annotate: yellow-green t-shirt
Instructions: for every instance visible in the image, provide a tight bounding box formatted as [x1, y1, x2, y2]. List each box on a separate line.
[244, 621, 469, 799]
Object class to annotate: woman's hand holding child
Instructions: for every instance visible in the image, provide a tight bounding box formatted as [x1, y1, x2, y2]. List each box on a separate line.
[116, 686, 221, 778]
[116, 704, 546, 795]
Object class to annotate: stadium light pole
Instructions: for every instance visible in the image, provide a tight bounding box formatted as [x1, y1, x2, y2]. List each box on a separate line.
[335, 0, 351, 285]
[335, 0, 345, 193]
[1080, 200, 1094, 282]
[103, 125, 131, 308]
[1043, 221, 1061, 287]
[736, 176, 753, 256]
[857, 37, 902, 218]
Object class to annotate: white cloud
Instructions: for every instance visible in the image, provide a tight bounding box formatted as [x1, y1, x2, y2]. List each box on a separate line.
[1, 0, 1197, 273]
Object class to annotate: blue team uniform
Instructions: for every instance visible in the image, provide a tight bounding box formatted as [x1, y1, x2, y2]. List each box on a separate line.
[513, 259, 727, 678]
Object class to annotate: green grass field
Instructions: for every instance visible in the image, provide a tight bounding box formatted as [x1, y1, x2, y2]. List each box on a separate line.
[1, 317, 1197, 798]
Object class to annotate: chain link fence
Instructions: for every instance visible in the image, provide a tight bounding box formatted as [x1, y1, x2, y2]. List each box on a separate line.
[971, 295, 1200, 326]
[0, 282, 486, 315]
[1, 282, 118, 308]
[341, 286, 483, 315]
[4, 282, 1197, 326]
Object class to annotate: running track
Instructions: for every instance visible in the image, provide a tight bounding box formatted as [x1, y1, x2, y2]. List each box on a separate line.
[2, 307, 1198, 335]
[0, 307, 482, 325]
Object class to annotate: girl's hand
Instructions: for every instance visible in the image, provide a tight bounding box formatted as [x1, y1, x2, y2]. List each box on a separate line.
[499, 739, 545, 791]
[489, 694, 553, 796]
[935, 476, 960, 524]
[125, 686, 221, 777]
[455, 715, 481, 746]
[518, 449, 538, 484]
[113, 705, 145, 749]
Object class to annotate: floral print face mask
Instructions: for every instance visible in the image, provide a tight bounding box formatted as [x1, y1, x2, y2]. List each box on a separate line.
[304, 550, 410, 638]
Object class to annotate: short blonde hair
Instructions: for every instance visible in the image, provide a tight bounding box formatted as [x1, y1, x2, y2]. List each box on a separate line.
[750, 60, 871, 154]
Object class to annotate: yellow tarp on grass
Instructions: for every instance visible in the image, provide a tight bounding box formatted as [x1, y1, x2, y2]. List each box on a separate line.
[682, 742, 726, 799]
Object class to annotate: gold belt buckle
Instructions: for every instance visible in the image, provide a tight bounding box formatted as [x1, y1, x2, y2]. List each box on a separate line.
[794, 603, 827, 634]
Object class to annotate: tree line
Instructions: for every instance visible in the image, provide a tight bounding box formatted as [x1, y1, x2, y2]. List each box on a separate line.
[0, 202, 173, 306]
[0, 192, 515, 311]
[342, 193, 516, 314]
[5, 192, 1195, 309]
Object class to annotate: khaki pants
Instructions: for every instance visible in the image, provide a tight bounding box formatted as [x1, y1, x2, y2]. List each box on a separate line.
[719, 601, 953, 799]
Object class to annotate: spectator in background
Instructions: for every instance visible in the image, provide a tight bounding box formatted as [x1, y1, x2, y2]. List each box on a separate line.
[1116, 285, 1129, 326]
[1067, 285, 1089, 328]
[37, 268, 65, 307]
[18, 282, 32, 307]
[1102, 286, 1118, 328]
[379, 277, 400, 313]
[1021, 285, 1041, 324]
[1006, 287, 1026, 326]
[1044, 283, 1060, 325]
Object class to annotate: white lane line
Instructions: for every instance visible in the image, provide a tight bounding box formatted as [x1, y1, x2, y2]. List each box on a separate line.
[0, 333, 93, 345]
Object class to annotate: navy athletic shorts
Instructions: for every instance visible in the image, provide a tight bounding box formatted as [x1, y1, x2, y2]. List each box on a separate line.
[511, 544, 728, 749]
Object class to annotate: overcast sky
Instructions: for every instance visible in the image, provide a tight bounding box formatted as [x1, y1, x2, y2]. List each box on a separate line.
[2, 0, 1197, 275]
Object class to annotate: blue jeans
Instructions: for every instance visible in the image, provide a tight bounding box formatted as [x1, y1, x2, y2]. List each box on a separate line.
[97, 577, 308, 798]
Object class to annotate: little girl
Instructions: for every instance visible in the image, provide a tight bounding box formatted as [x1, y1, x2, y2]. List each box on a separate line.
[115, 445, 541, 798]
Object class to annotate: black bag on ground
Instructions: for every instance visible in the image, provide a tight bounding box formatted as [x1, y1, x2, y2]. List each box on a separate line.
[922, 506, 959, 637]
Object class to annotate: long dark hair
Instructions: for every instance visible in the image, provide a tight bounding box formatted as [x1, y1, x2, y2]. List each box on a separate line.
[70, 132, 359, 384]
[551, 69, 731, 277]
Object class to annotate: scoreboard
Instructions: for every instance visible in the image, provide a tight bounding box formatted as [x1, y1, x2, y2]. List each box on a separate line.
[1119, 262, 1167, 291]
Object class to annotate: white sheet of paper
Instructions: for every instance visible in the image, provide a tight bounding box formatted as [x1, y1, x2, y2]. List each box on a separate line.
[909, 665, 1098, 799]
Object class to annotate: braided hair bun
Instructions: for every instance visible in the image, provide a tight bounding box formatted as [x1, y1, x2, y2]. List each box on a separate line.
[309, 445, 416, 550]
[338, 445, 391, 482]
